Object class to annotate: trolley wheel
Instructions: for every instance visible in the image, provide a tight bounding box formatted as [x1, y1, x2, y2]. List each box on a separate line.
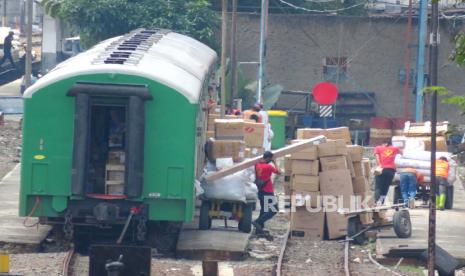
[347, 216, 367, 245]
[393, 209, 412, 238]
[238, 203, 253, 233]
[199, 200, 212, 230]
[445, 185, 454, 210]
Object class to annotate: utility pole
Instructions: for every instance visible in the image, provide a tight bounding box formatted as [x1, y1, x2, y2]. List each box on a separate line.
[402, 0, 413, 119]
[2, 0, 6, 27]
[220, 0, 228, 118]
[415, 0, 428, 121]
[257, 0, 269, 104]
[427, 0, 439, 274]
[230, 0, 238, 106]
[25, 0, 32, 87]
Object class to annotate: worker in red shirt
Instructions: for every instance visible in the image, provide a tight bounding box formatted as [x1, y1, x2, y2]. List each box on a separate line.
[252, 151, 281, 233]
[374, 142, 400, 204]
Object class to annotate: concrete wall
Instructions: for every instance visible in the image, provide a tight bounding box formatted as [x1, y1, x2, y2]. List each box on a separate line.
[234, 13, 465, 124]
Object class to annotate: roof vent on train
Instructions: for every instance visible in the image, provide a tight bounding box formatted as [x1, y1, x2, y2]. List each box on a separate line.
[92, 28, 170, 66]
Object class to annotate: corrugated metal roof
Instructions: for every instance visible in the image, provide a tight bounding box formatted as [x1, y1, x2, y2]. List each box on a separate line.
[24, 29, 217, 103]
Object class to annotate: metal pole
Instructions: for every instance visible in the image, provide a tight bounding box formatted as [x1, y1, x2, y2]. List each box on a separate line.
[257, 0, 269, 104]
[25, 0, 32, 87]
[402, 0, 413, 119]
[415, 0, 428, 122]
[220, 0, 228, 118]
[2, 0, 6, 27]
[427, 0, 439, 274]
[230, 0, 237, 105]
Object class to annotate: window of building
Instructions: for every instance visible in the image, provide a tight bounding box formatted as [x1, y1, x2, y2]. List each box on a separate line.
[323, 57, 348, 82]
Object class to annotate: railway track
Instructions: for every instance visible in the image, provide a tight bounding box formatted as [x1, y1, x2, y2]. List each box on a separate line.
[61, 244, 75, 276]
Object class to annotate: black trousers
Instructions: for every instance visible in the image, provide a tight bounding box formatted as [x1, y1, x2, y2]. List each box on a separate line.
[255, 191, 278, 227]
[0, 52, 16, 68]
[374, 168, 396, 203]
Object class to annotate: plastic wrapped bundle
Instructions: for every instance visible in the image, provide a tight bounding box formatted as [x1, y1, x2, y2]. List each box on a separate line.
[201, 167, 255, 202]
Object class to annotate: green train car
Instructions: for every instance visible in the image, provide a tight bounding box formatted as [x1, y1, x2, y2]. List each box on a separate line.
[19, 29, 217, 238]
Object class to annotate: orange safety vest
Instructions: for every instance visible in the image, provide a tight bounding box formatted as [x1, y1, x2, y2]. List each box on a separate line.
[435, 159, 449, 178]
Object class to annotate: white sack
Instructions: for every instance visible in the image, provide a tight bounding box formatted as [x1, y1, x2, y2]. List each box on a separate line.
[395, 155, 431, 170]
[402, 150, 452, 161]
[245, 182, 258, 200]
[202, 168, 254, 202]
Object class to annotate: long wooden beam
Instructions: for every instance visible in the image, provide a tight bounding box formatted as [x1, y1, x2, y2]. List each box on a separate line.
[204, 135, 327, 182]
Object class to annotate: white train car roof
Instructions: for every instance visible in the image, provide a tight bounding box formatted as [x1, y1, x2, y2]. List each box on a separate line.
[24, 29, 217, 104]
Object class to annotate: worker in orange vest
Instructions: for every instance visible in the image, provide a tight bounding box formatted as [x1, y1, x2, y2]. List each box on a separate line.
[399, 168, 424, 208]
[435, 156, 449, 210]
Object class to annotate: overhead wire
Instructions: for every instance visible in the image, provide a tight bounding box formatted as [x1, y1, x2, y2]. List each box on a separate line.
[277, 0, 366, 13]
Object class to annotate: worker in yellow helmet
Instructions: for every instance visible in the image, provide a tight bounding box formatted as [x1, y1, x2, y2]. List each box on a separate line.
[435, 156, 449, 211]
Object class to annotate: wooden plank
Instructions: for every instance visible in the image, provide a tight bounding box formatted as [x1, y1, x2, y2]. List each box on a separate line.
[204, 135, 327, 182]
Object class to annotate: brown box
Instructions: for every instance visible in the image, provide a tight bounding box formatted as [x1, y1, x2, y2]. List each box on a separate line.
[359, 213, 374, 225]
[290, 140, 318, 160]
[245, 147, 265, 158]
[292, 190, 321, 208]
[291, 175, 319, 192]
[325, 127, 352, 145]
[346, 155, 355, 177]
[320, 156, 348, 171]
[353, 162, 363, 177]
[215, 119, 245, 140]
[296, 128, 325, 140]
[108, 150, 125, 165]
[347, 145, 364, 162]
[206, 139, 245, 162]
[326, 212, 348, 239]
[208, 114, 238, 130]
[362, 158, 371, 178]
[291, 160, 319, 175]
[352, 176, 369, 194]
[244, 122, 265, 147]
[290, 208, 324, 240]
[319, 169, 354, 199]
[318, 139, 348, 157]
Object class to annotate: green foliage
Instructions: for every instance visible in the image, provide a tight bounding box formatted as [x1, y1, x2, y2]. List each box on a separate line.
[453, 34, 465, 66]
[443, 95, 465, 115]
[51, 0, 219, 49]
[40, 0, 63, 17]
[423, 86, 450, 96]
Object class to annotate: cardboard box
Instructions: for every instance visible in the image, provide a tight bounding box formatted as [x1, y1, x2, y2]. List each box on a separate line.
[290, 140, 318, 160]
[326, 212, 348, 239]
[208, 114, 238, 130]
[352, 176, 369, 194]
[291, 175, 319, 192]
[359, 213, 374, 225]
[292, 191, 321, 208]
[291, 160, 319, 175]
[215, 119, 245, 140]
[318, 139, 348, 157]
[319, 169, 354, 202]
[346, 155, 355, 177]
[320, 156, 348, 171]
[108, 150, 125, 164]
[206, 139, 245, 162]
[296, 128, 325, 140]
[362, 158, 371, 178]
[244, 122, 265, 147]
[325, 127, 352, 145]
[245, 147, 265, 158]
[353, 162, 363, 177]
[347, 145, 364, 162]
[290, 208, 324, 240]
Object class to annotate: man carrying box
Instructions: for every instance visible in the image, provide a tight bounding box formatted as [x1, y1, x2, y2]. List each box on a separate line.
[374, 142, 400, 204]
[253, 151, 282, 234]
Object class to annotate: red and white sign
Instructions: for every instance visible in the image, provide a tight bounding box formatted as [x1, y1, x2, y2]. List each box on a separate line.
[312, 82, 339, 105]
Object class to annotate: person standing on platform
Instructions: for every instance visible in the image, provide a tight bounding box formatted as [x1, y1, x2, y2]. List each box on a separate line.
[374, 142, 400, 204]
[0, 31, 17, 70]
[435, 156, 449, 210]
[398, 168, 423, 208]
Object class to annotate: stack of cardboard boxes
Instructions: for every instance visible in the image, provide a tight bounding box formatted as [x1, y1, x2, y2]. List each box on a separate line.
[206, 112, 266, 163]
[285, 127, 374, 240]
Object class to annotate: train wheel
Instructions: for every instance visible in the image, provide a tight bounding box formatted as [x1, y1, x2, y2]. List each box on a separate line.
[445, 185, 454, 210]
[238, 203, 253, 233]
[393, 209, 412, 238]
[199, 201, 212, 230]
[347, 216, 367, 245]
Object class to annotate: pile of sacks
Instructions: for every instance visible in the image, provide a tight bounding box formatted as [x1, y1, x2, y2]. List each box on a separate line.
[394, 150, 457, 183]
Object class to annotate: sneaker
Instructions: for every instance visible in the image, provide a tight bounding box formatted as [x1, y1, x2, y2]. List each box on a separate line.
[408, 198, 415, 209]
